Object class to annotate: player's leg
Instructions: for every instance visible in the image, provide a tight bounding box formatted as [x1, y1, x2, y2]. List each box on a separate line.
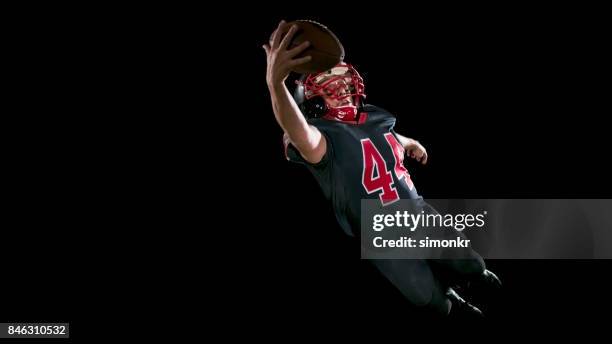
[431, 246, 502, 290]
[425, 275, 451, 316]
[434, 255, 485, 281]
[431, 253, 501, 292]
[370, 259, 454, 316]
[419, 201, 500, 288]
[370, 259, 487, 317]
[370, 259, 436, 307]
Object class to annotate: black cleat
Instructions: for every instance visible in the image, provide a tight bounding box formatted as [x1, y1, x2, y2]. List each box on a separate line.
[479, 269, 502, 290]
[446, 288, 483, 318]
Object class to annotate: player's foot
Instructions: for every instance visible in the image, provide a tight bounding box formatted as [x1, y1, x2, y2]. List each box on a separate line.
[446, 288, 483, 318]
[478, 269, 502, 290]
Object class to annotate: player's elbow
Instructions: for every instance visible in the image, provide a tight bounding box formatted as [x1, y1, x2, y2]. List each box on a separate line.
[287, 132, 327, 164]
[291, 137, 317, 154]
[286, 127, 320, 151]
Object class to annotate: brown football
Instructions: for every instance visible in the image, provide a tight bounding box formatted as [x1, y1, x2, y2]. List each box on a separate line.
[278, 20, 345, 74]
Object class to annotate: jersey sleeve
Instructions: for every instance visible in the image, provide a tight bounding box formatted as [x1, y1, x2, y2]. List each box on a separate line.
[282, 129, 333, 169]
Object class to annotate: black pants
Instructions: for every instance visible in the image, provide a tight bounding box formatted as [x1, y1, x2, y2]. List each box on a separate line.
[370, 253, 485, 315]
[365, 199, 486, 314]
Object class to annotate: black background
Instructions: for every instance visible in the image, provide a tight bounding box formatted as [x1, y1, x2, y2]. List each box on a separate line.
[234, 4, 612, 337]
[3, 3, 611, 340]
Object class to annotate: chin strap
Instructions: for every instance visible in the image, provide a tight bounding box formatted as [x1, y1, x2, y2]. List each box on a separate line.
[322, 105, 368, 124]
[323, 105, 357, 121]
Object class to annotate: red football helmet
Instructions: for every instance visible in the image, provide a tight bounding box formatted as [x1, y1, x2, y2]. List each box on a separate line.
[294, 62, 367, 122]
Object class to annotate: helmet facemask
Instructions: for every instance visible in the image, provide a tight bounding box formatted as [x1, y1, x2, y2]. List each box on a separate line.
[301, 63, 366, 122]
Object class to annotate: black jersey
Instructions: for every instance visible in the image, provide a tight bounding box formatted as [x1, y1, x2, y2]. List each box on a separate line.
[284, 104, 421, 237]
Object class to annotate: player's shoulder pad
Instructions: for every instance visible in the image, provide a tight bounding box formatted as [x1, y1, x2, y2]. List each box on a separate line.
[362, 104, 397, 128]
[363, 104, 396, 118]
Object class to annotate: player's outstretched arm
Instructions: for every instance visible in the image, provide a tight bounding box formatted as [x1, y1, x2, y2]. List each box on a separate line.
[395, 133, 428, 164]
[263, 20, 327, 164]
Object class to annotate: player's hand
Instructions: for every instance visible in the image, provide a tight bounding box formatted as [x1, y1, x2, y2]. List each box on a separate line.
[406, 140, 428, 165]
[263, 20, 312, 87]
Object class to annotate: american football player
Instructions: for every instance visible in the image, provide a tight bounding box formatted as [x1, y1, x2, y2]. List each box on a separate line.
[263, 20, 501, 317]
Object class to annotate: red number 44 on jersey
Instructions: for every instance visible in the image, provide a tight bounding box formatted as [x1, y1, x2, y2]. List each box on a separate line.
[361, 133, 415, 206]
